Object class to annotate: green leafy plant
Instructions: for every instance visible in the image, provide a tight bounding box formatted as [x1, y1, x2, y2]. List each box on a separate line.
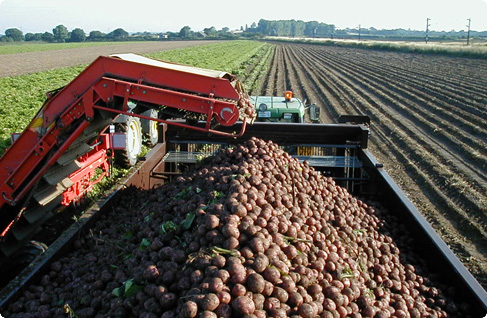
[138, 238, 151, 250]
[160, 221, 177, 234]
[112, 278, 144, 298]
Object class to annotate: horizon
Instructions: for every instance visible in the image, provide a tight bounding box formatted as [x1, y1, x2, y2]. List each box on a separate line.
[1, 0, 487, 35]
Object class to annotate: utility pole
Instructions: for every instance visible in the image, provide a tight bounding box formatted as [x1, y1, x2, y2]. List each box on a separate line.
[466, 18, 471, 46]
[358, 24, 361, 41]
[425, 18, 431, 44]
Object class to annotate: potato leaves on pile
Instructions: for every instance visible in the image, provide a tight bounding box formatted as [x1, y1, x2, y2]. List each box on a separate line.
[5, 138, 468, 318]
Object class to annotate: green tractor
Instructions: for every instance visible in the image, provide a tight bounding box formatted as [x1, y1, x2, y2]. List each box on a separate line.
[251, 91, 306, 123]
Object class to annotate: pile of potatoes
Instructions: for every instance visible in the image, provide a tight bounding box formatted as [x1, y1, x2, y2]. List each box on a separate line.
[4, 137, 467, 318]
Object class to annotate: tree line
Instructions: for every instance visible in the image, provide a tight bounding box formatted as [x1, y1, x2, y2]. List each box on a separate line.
[1, 25, 131, 43]
[247, 19, 487, 40]
[249, 19, 335, 38]
[2, 20, 486, 43]
[0, 24, 239, 43]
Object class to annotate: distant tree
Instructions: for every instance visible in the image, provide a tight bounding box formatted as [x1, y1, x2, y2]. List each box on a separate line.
[221, 27, 230, 33]
[33, 33, 43, 41]
[251, 22, 257, 29]
[0, 36, 13, 42]
[203, 26, 217, 37]
[166, 32, 180, 39]
[41, 31, 55, 42]
[88, 30, 106, 41]
[5, 28, 24, 41]
[24, 33, 36, 41]
[290, 20, 306, 37]
[179, 26, 193, 38]
[70, 28, 86, 42]
[107, 28, 128, 40]
[253, 19, 334, 38]
[53, 24, 68, 42]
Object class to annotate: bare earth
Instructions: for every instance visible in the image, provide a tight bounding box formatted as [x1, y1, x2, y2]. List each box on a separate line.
[0, 40, 221, 78]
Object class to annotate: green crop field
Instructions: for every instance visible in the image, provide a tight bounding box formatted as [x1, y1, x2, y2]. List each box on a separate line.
[0, 40, 272, 155]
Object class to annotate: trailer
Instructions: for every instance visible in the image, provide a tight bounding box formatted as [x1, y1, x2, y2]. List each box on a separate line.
[0, 55, 486, 316]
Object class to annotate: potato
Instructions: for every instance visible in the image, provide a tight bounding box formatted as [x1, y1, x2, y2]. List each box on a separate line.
[199, 310, 217, 318]
[298, 303, 315, 318]
[159, 293, 177, 309]
[180, 300, 198, 318]
[232, 295, 256, 315]
[246, 273, 265, 293]
[263, 266, 281, 284]
[217, 291, 232, 304]
[214, 303, 232, 318]
[252, 253, 269, 273]
[198, 293, 220, 311]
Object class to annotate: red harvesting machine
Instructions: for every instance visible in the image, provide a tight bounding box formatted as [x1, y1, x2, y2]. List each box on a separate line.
[0, 54, 255, 265]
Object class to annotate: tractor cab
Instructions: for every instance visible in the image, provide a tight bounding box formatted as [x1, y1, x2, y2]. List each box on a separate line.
[251, 91, 305, 123]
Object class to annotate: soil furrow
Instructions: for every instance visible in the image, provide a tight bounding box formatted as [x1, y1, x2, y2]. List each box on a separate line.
[280, 46, 309, 101]
[304, 47, 487, 153]
[325, 47, 487, 100]
[298, 46, 487, 200]
[261, 46, 280, 96]
[281, 46, 358, 123]
[315, 52, 487, 184]
[283, 46, 329, 113]
[331, 49, 487, 127]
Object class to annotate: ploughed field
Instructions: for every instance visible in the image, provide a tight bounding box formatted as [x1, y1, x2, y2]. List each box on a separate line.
[251, 42, 487, 288]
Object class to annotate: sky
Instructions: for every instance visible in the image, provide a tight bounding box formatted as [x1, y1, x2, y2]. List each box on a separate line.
[0, 0, 486, 35]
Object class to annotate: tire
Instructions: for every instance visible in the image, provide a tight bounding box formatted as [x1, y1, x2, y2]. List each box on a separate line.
[115, 116, 142, 167]
[11, 241, 48, 268]
[141, 109, 159, 147]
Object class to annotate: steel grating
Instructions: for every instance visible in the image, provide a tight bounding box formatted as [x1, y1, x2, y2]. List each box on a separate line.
[162, 151, 204, 164]
[294, 155, 362, 168]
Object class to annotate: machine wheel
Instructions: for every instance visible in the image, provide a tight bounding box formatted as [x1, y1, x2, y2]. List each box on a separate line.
[13, 240, 48, 265]
[0, 240, 48, 285]
[141, 109, 159, 147]
[115, 116, 142, 167]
